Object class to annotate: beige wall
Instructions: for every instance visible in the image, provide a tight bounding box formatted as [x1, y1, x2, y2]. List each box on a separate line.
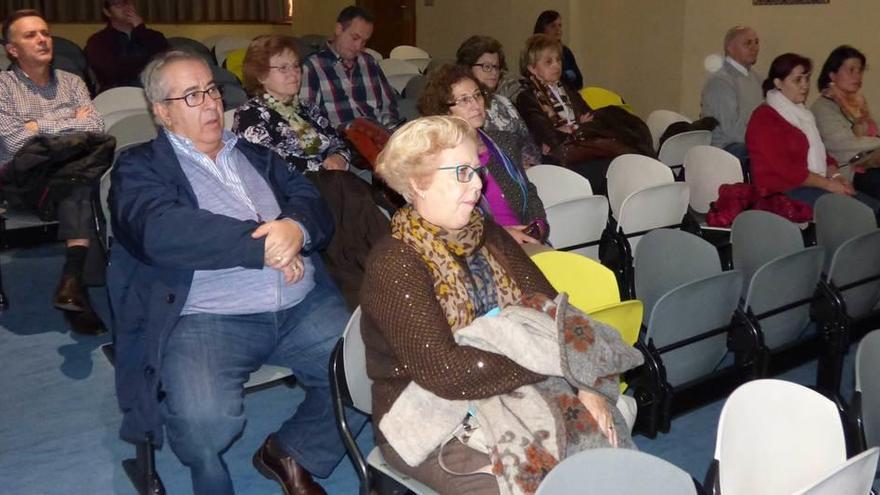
[50, 0, 880, 121]
[679, 0, 880, 119]
[49, 23, 294, 48]
[416, 0, 569, 62]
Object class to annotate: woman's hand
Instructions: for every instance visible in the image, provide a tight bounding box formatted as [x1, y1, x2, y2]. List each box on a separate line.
[557, 124, 576, 134]
[826, 175, 855, 195]
[578, 112, 594, 124]
[578, 389, 618, 447]
[322, 154, 348, 171]
[503, 226, 540, 245]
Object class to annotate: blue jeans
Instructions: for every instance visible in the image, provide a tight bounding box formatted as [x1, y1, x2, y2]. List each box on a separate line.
[786, 187, 880, 223]
[159, 281, 367, 495]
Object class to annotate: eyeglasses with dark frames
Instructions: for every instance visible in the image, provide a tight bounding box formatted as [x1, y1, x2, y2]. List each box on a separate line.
[472, 63, 501, 73]
[447, 90, 485, 107]
[436, 164, 487, 183]
[269, 63, 302, 74]
[163, 85, 223, 107]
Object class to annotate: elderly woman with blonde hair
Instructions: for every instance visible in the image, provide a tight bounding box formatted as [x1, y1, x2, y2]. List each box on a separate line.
[360, 115, 641, 494]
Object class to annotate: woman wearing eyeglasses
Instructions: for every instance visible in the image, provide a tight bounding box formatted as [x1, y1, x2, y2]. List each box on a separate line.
[233, 35, 351, 173]
[233, 34, 387, 309]
[361, 116, 638, 494]
[419, 64, 548, 245]
[455, 35, 541, 167]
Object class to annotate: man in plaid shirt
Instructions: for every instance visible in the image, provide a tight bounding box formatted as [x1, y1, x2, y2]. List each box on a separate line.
[299, 6, 400, 130]
[0, 10, 106, 334]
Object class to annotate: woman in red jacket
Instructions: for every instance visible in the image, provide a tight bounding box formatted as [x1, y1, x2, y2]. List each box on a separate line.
[746, 53, 880, 215]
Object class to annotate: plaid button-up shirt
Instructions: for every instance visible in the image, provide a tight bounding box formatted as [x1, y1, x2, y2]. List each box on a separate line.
[299, 44, 399, 129]
[0, 66, 103, 164]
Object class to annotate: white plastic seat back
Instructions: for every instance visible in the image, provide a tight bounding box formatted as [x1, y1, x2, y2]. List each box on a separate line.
[107, 113, 158, 150]
[93, 86, 149, 116]
[223, 109, 236, 131]
[389, 45, 430, 60]
[617, 182, 689, 253]
[814, 193, 877, 270]
[527, 164, 593, 205]
[535, 448, 697, 495]
[685, 145, 744, 214]
[827, 230, 880, 319]
[856, 329, 880, 448]
[793, 447, 879, 495]
[715, 379, 847, 495]
[606, 154, 674, 219]
[341, 307, 372, 413]
[657, 130, 711, 171]
[544, 195, 609, 259]
[378, 58, 421, 76]
[364, 47, 383, 60]
[646, 109, 691, 151]
[732, 211, 804, 294]
[212, 36, 251, 66]
[99, 167, 113, 247]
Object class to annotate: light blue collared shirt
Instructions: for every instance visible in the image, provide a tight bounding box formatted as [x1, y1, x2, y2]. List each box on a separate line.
[165, 129, 315, 315]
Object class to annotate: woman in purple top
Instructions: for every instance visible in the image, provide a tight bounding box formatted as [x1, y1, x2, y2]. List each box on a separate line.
[418, 64, 548, 244]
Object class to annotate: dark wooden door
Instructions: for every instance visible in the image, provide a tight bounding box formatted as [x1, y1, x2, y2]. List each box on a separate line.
[357, 0, 416, 57]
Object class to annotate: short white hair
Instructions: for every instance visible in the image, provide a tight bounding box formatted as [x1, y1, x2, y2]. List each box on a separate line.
[140, 50, 212, 125]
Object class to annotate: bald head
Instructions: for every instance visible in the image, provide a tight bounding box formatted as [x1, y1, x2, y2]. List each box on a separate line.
[724, 26, 759, 68]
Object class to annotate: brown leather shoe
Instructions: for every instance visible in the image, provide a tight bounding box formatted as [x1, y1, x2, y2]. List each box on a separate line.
[53, 273, 88, 312]
[253, 435, 326, 495]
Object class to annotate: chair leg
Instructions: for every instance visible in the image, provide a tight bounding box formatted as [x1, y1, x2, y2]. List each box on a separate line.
[0, 214, 7, 311]
[122, 435, 165, 495]
[0, 261, 8, 312]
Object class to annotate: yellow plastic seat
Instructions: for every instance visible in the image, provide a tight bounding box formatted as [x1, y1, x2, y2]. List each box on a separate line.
[223, 47, 247, 83]
[531, 251, 643, 392]
[580, 86, 635, 114]
[531, 250, 620, 312]
[590, 299, 644, 392]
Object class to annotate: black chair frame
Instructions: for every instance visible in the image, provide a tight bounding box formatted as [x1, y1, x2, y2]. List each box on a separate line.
[628, 308, 765, 438]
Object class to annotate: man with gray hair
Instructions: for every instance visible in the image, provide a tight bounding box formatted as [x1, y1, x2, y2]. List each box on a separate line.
[108, 50, 363, 495]
[700, 26, 763, 174]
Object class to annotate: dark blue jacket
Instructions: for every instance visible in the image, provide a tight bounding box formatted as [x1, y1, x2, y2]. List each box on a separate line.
[107, 131, 334, 446]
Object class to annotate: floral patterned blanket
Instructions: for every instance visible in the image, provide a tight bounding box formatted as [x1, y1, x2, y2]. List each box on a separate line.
[379, 293, 644, 494]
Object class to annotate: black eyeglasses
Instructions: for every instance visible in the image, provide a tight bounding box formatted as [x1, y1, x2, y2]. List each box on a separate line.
[269, 63, 302, 74]
[163, 85, 223, 107]
[436, 164, 487, 183]
[447, 90, 485, 107]
[472, 63, 501, 73]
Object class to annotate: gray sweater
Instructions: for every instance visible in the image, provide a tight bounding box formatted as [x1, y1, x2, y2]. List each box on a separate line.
[811, 95, 880, 164]
[700, 61, 763, 148]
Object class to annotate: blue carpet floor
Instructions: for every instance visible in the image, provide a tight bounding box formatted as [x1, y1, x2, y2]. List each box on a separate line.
[0, 243, 862, 494]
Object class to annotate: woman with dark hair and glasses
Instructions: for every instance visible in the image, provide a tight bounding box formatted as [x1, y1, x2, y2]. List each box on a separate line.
[746, 53, 880, 215]
[233, 34, 351, 174]
[811, 45, 880, 199]
[456, 35, 541, 167]
[534, 9, 583, 90]
[419, 64, 548, 244]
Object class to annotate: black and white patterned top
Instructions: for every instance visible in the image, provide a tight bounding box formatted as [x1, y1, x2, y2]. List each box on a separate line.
[484, 94, 541, 167]
[232, 95, 352, 174]
[0, 66, 104, 164]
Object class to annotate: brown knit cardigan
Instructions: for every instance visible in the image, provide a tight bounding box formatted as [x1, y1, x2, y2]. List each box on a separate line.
[360, 219, 557, 447]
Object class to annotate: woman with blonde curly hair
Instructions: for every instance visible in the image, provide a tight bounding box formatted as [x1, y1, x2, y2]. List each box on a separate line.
[362, 115, 641, 494]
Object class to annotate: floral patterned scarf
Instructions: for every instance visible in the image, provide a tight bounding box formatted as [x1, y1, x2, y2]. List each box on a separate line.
[391, 205, 521, 331]
[262, 93, 324, 155]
